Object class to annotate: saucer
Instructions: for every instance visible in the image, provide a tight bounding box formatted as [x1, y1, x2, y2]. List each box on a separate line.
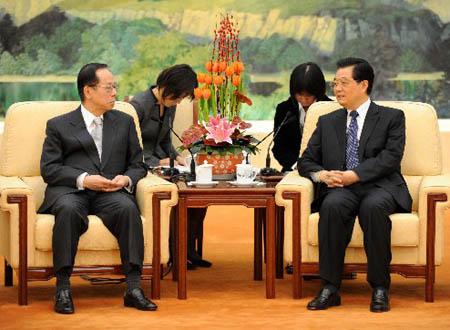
[228, 181, 266, 188]
[161, 165, 190, 173]
[187, 181, 219, 188]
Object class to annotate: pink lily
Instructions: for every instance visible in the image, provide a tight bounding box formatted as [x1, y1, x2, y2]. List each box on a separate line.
[205, 115, 236, 144]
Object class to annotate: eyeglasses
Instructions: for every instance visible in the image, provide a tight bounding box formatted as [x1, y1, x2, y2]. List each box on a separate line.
[91, 83, 119, 93]
[331, 78, 359, 89]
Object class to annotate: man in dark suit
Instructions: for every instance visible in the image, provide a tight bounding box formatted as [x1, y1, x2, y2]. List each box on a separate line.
[39, 63, 156, 314]
[298, 58, 412, 312]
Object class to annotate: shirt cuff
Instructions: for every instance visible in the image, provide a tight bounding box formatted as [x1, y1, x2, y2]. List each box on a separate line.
[77, 172, 89, 190]
[311, 171, 322, 183]
[124, 176, 133, 193]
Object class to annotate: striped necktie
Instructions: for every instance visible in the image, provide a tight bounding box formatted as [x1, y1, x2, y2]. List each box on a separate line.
[346, 111, 359, 170]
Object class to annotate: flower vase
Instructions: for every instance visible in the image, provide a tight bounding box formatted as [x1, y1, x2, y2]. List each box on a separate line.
[197, 152, 243, 179]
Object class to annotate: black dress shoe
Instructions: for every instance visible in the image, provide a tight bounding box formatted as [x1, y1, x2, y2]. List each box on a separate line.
[54, 288, 74, 314]
[187, 259, 197, 270]
[307, 288, 341, 310]
[190, 258, 212, 268]
[124, 288, 157, 311]
[370, 288, 390, 313]
[285, 265, 319, 279]
[188, 251, 212, 268]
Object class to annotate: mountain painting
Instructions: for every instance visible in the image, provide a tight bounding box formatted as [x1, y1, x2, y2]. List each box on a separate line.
[0, 0, 449, 120]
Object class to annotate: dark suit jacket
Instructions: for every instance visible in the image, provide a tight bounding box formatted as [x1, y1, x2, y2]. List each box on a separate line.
[272, 95, 331, 172]
[38, 107, 147, 213]
[130, 87, 178, 167]
[298, 101, 412, 212]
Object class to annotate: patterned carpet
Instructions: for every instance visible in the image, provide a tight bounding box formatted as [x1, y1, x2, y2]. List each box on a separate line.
[1, 206, 450, 329]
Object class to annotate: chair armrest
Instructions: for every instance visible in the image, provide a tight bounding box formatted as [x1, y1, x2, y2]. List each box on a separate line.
[135, 173, 178, 214]
[419, 175, 450, 212]
[135, 173, 178, 270]
[0, 176, 33, 211]
[420, 175, 450, 191]
[417, 175, 450, 264]
[275, 171, 314, 207]
[275, 171, 316, 265]
[0, 176, 35, 269]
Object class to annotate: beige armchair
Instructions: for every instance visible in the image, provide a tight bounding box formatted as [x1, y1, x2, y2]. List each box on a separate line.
[0, 101, 178, 305]
[276, 101, 450, 301]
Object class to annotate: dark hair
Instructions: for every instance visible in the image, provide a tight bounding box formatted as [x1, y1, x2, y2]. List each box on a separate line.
[289, 62, 327, 99]
[77, 63, 108, 101]
[156, 64, 198, 101]
[336, 57, 375, 94]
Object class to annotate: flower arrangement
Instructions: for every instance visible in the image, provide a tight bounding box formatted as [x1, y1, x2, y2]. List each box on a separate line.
[179, 14, 258, 158]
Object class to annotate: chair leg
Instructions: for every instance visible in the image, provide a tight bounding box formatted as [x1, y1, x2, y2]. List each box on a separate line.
[425, 273, 434, 302]
[8, 195, 29, 305]
[424, 194, 446, 302]
[5, 260, 13, 286]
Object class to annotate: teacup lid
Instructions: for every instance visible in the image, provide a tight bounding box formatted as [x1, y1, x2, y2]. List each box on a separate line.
[198, 160, 213, 168]
[236, 160, 251, 168]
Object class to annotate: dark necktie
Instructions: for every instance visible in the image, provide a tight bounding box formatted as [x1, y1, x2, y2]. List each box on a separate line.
[346, 111, 359, 170]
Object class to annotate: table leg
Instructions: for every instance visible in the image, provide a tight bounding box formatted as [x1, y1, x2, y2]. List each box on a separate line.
[253, 209, 263, 281]
[171, 207, 178, 281]
[276, 206, 284, 279]
[177, 197, 187, 299]
[266, 197, 276, 299]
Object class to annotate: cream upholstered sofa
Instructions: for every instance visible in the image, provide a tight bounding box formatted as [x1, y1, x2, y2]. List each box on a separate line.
[0, 101, 177, 305]
[275, 101, 450, 301]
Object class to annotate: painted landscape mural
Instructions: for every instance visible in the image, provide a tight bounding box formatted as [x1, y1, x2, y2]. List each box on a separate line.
[0, 0, 449, 120]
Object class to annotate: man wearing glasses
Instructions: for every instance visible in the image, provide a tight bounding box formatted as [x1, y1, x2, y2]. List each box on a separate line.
[39, 63, 156, 313]
[298, 58, 412, 312]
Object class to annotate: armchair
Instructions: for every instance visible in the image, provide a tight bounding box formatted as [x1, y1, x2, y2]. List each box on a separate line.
[0, 101, 178, 305]
[276, 101, 450, 301]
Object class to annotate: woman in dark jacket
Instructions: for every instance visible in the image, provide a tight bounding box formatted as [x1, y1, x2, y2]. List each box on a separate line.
[272, 62, 331, 172]
[130, 64, 211, 269]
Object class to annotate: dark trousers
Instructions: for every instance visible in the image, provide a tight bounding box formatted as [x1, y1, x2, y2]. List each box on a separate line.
[318, 183, 397, 289]
[51, 190, 144, 276]
[169, 208, 207, 260]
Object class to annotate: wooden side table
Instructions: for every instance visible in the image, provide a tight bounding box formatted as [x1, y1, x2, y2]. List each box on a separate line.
[172, 181, 277, 299]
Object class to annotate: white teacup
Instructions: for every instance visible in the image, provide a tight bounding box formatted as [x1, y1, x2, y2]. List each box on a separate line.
[196, 161, 213, 183]
[236, 163, 258, 183]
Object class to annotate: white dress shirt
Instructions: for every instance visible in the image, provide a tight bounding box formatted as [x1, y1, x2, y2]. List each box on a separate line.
[298, 102, 307, 128]
[76, 105, 132, 191]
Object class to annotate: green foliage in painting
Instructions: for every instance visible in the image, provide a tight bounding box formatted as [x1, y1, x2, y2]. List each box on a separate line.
[74, 18, 164, 75]
[240, 35, 315, 73]
[400, 49, 427, 72]
[47, 18, 91, 65]
[119, 32, 209, 98]
[0, 52, 21, 74]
